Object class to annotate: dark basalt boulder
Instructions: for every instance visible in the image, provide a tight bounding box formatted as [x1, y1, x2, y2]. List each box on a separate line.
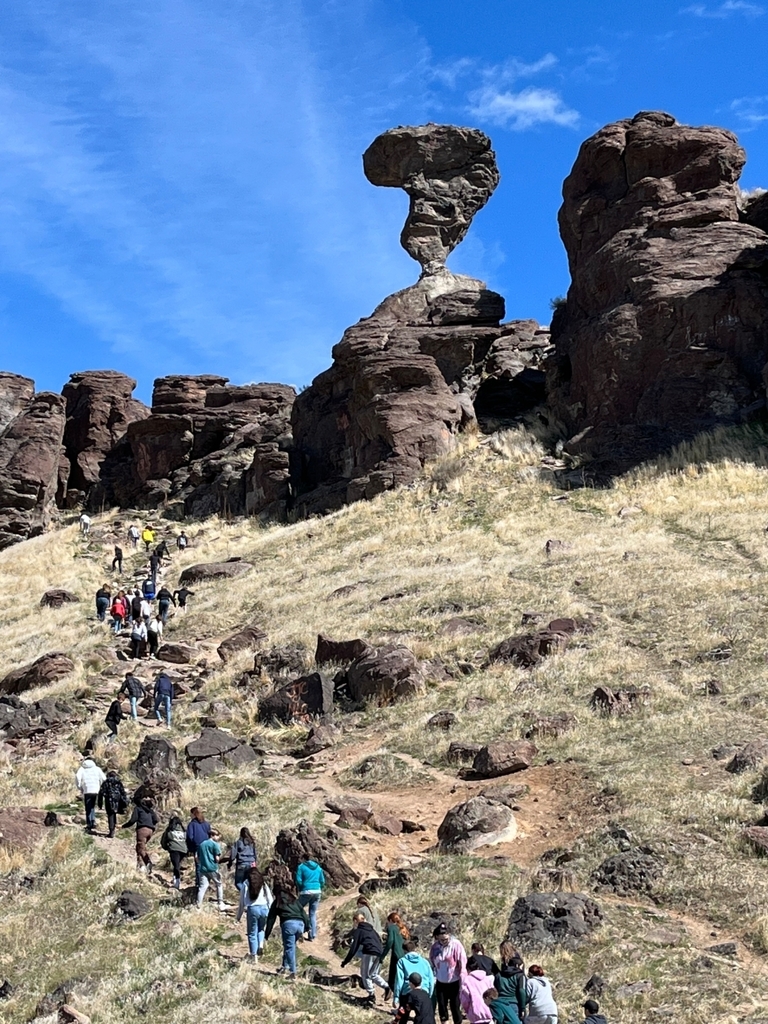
[591, 850, 664, 896]
[40, 589, 80, 609]
[0, 653, 75, 696]
[346, 644, 425, 704]
[548, 110, 768, 476]
[507, 891, 603, 950]
[258, 672, 334, 724]
[274, 818, 360, 889]
[179, 561, 252, 585]
[437, 796, 515, 852]
[217, 624, 268, 663]
[185, 727, 257, 777]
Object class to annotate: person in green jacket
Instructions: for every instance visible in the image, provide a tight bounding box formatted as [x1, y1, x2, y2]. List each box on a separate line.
[382, 911, 410, 993]
[264, 882, 310, 980]
[484, 987, 520, 1024]
[493, 943, 527, 1024]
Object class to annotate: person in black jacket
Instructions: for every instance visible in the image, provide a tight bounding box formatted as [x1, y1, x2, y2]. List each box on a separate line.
[173, 586, 194, 614]
[155, 539, 170, 560]
[467, 942, 499, 976]
[105, 698, 124, 742]
[583, 1000, 608, 1024]
[341, 911, 388, 1006]
[156, 586, 175, 624]
[112, 545, 123, 573]
[95, 585, 111, 622]
[98, 770, 128, 838]
[122, 796, 159, 871]
[395, 973, 436, 1024]
[130, 590, 142, 623]
[119, 672, 146, 721]
[149, 552, 160, 586]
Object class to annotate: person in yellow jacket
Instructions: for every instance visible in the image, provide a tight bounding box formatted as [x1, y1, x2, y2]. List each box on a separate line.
[141, 526, 156, 552]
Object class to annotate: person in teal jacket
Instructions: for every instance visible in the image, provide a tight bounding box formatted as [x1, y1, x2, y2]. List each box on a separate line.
[295, 854, 325, 941]
[394, 942, 436, 1008]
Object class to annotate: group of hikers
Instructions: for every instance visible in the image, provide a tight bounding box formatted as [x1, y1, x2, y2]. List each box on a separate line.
[72, 757, 605, 1024]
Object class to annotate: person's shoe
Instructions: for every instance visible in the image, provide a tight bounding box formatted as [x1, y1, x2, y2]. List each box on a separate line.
[146, 861, 153, 875]
[384, 987, 391, 1001]
[257, 947, 264, 957]
[289, 973, 297, 982]
[138, 864, 147, 873]
[173, 877, 180, 890]
[107, 832, 115, 839]
[275, 966, 286, 975]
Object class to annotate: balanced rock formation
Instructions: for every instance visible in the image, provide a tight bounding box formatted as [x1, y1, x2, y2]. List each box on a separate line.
[548, 110, 768, 475]
[60, 370, 148, 506]
[291, 123, 549, 515]
[0, 383, 66, 549]
[99, 375, 295, 518]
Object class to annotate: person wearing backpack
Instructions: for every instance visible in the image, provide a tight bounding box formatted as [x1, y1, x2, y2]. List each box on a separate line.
[147, 614, 163, 658]
[228, 827, 258, 890]
[153, 671, 173, 726]
[161, 813, 189, 889]
[295, 853, 325, 941]
[95, 584, 111, 622]
[118, 672, 146, 720]
[105, 697, 124, 742]
[141, 577, 155, 601]
[98, 769, 128, 838]
[237, 865, 274, 958]
[131, 618, 147, 660]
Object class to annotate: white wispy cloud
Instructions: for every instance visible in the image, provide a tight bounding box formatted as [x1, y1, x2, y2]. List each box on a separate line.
[467, 85, 579, 130]
[730, 95, 768, 129]
[682, 1, 763, 17]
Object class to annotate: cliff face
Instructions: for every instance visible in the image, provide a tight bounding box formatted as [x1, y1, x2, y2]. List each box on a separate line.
[547, 110, 768, 475]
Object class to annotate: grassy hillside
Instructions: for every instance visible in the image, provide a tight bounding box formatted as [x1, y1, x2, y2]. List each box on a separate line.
[3, 424, 768, 1022]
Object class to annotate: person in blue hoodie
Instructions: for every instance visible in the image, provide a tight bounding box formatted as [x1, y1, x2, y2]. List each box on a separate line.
[186, 807, 212, 886]
[295, 853, 325, 941]
[394, 940, 435, 1009]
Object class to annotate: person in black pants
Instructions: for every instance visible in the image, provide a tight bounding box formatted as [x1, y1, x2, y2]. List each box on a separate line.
[105, 698, 124, 742]
[112, 545, 123, 573]
[98, 770, 128, 838]
[429, 924, 466, 1024]
[161, 814, 189, 889]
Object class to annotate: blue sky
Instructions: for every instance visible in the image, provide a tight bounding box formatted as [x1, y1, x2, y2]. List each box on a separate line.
[0, 0, 766, 403]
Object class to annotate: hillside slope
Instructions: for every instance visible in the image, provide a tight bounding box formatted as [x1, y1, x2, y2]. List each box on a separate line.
[2, 426, 768, 1023]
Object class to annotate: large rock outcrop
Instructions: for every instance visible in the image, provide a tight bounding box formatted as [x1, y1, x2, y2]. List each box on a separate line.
[548, 110, 768, 475]
[61, 370, 148, 505]
[99, 375, 295, 518]
[0, 388, 66, 549]
[291, 124, 549, 514]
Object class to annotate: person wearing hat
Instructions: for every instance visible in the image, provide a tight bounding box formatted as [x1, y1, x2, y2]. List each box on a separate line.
[196, 827, 227, 910]
[429, 923, 467, 1024]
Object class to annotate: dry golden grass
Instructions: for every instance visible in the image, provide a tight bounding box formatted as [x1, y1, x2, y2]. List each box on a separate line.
[3, 426, 768, 1020]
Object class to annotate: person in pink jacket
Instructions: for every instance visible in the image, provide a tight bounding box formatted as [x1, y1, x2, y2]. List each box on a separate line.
[461, 967, 495, 1023]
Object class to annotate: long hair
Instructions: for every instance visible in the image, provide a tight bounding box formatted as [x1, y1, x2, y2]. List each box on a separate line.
[240, 826, 255, 847]
[387, 911, 410, 940]
[247, 866, 266, 901]
[356, 895, 373, 910]
[499, 941, 523, 967]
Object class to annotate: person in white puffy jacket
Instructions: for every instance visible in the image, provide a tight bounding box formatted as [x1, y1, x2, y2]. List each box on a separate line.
[75, 757, 106, 834]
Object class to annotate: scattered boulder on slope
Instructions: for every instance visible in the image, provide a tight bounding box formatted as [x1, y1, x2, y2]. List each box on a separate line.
[315, 634, 372, 666]
[114, 890, 150, 920]
[217, 624, 268, 663]
[258, 673, 334, 724]
[548, 109, 768, 476]
[156, 643, 197, 665]
[131, 736, 179, 778]
[437, 796, 516, 852]
[179, 561, 252, 585]
[0, 696, 80, 740]
[185, 728, 257, 777]
[726, 739, 768, 774]
[592, 850, 664, 896]
[346, 644, 425, 704]
[590, 686, 650, 717]
[472, 740, 537, 778]
[274, 818, 360, 889]
[0, 653, 75, 696]
[39, 589, 80, 609]
[507, 892, 603, 950]
[486, 625, 571, 669]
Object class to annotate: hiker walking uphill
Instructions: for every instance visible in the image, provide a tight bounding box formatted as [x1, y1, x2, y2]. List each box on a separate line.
[95, 584, 110, 622]
[105, 697, 124, 742]
[341, 911, 389, 1007]
[75, 756, 106, 834]
[172, 585, 194, 614]
[112, 545, 123, 573]
[128, 524, 140, 549]
[525, 966, 558, 1024]
[141, 526, 155, 552]
[98, 770, 128, 838]
[155, 538, 170, 560]
[186, 807, 212, 886]
[176, 531, 188, 551]
[382, 911, 410, 993]
[196, 828, 227, 910]
[149, 551, 160, 586]
[295, 853, 325, 941]
[229, 827, 258, 890]
[236, 866, 273, 959]
[153, 671, 173, 726]
[265, 881, 309, 980]
[119, 672, 146, 721]
[130, 618, 147, 660]
[493, 943, 527, 1024]
[461, 965, 495, 1024]
[355, 894, 382, 933]
[156, 585, 175, 624]
[110, 591, 128, 635]
[122, 796, 159, 872]
[160, 813, 189, 889]
[147, 614, 163, 659]
[79, 512, 91, 535]
[430, 923, 467, 1024]
[394, 941, 435, 1009]
[130, 589, 142, 624]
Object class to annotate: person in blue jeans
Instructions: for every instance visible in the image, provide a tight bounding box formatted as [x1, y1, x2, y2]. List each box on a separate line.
[118, 672, 146, 721]
[295, 854, 326, 941]
[153, 671, 173, 726]
[236, 866, 273, 959]
[186, 807, 212, 887]
[95, 585, 110, 622]
[264, 883, 310, 980]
